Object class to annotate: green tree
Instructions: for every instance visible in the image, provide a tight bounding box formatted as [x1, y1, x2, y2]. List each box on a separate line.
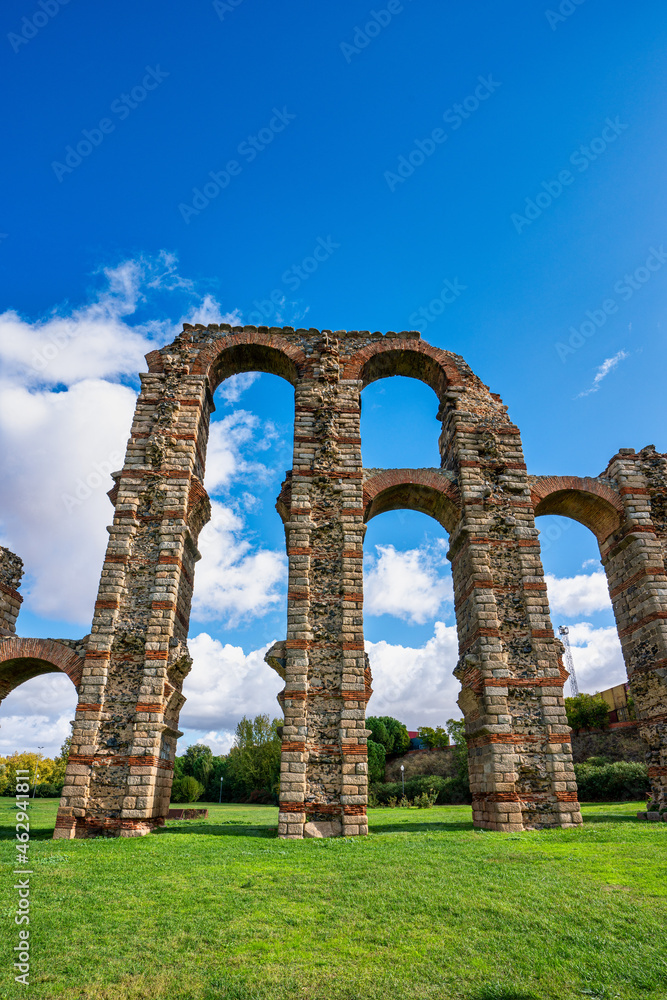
[367, 716, 410, 755]
[418, 725, 450, 749]
[565, 693, 610, 731]
[182, 744, 214, 786]
[366, 717, 390, 751]
[367, 739, 386, 783]
[226, 715, 282, 800]
[446, 718, 469, 789]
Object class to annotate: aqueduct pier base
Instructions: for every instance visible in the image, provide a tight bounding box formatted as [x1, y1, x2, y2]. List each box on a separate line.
[0, 324, 664, 837]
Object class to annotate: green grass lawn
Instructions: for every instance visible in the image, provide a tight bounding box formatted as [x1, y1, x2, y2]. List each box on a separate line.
[0, 799, 665, 1000]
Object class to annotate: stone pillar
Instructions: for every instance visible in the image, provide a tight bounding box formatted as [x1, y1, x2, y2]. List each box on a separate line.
[601, 447, 667, 807]
[55, 364, 211, 838]
[275, 332, 369, 838]
[0, 547, 23, 636]
[443, 387, 582, 831]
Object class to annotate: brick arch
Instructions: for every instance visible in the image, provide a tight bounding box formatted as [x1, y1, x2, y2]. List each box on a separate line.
[530, 476, 625, 543]
[184, 328, 307, 392]
[0, 638, 84, 704]
[343, 337, 464, 401]
[363, 469, 462, 533]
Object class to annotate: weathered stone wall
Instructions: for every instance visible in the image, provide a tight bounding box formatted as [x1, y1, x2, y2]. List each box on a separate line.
[0, 546, 23, 636]
[571, 724, 644, 764]
[0, 320, 652, 840]
[385, 748, 458, 782]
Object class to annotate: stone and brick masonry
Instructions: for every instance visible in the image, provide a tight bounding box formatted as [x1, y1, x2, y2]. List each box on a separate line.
[0, 324, 665, 838]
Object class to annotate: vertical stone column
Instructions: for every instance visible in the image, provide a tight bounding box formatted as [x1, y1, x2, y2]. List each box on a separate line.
[0, 547, 23, 636]
[601, 447, 667, 808]
[443, 387, 581, 831]
[276, 332, 368, 838]
[55, 363, 211, 838]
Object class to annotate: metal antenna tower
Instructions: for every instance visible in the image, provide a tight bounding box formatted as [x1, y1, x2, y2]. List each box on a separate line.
[558, 625, 579, 697]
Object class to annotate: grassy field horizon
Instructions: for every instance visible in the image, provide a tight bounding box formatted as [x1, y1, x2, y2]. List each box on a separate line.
[1, 799, 665, 1000]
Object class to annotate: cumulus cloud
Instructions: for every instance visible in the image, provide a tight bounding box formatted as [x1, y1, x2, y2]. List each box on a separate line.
[0, 253, 239, 625]
[178, 632, 284, 753]
[364, 542, 453, 625]
[216, 372, 261, 405]
[564, 622, 626, 694]
[366, 621, 461, 729]
[204, 411, 280, 496]
[0, 378, 138, 621]
[191, 501, 287, 627]
[0, 673, 77, 757]
[545, 570, 611, 616]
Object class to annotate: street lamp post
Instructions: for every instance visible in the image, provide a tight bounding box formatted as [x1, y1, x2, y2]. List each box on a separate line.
[219, 776, 224, 804]
[400, 764, 405, 798]
[32, 747, 44, 800]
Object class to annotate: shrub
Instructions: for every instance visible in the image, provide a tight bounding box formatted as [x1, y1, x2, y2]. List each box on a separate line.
[367, 739, 386, 783]
[414, 791, 436, 808]
[371, 774, 471, 806]
[34, 782, 63, 798]
[574, 759, 649, 801]
[171, 775, 204, 803]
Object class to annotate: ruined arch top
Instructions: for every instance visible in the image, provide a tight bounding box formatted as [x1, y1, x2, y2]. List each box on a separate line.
[529, 475, 625, 543]
[0, 637, 85, 703]
[363, 468, 462, 534]
[146, 328, 308, 393]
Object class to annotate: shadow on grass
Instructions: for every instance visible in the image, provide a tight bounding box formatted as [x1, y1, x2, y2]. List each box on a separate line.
[369, 820, 473, 835]
[155, 822, 277, 838]
[0, 824, 55, 841]
[582, 811, 641, 824]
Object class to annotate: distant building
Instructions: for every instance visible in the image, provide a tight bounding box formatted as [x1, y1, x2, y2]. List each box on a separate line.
[596, 682, 634, 723]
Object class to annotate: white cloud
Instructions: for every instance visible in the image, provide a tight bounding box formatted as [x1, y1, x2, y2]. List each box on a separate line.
[192, 501, 287, 627]
[216, 372, 261, 404]
[0, 254, 239, 626]
[0, 673, 77, 757]
[564, 623, 626, 694]
[180, 632, 283, 742]
[204, 411, 280, 496]
[364, 542, 452, 624]
[577, 350, 629, 398]
[366, 621, 461, 729]
[545, 570, 611, 616]
[0, 379, 138, 622]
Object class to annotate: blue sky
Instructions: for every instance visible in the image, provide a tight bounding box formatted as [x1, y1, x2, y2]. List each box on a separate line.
[1, 0, 665, 754]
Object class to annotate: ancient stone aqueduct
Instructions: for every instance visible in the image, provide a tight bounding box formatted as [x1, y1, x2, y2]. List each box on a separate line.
[0, 324, 665, 838]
